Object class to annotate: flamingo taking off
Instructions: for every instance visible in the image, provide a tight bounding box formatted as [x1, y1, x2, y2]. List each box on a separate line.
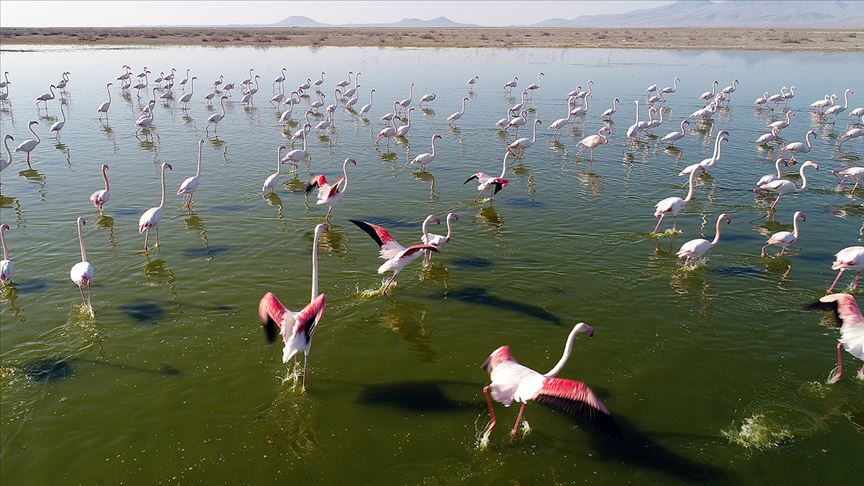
[177, 139, 204, 208]
[89, 164, 111, 214]
[70, 217, 94, 316]
[481, 323, 620, 442]
[350, 217, 439, 293]
[807, 293, 864, 383]
[257, 223, 329, 392]
[138, 162, 173, 251]
[676, 213, 732, 266]
[827, 246, 864, 293]
[465, 152, 510, 202]
[305, 158, 356, 221]
[761, 211, 805, 257]
[0, 224, 12, 284]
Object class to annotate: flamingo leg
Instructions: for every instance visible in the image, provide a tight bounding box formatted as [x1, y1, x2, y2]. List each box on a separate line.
[828, 341, 843, 384]
[761, 244, 770, 257]
[854, 271, 861, 290]
[827, 269, 845, 293]
[382, 273, 398, 293]
[770, 195, 781, 209]
[143, 228, 149, 250]
[301, 353, 308, 393]
[683, 256, 691, 266]
[652, 214, 665, 234]
[155, 227, 160, 247]
[87, 282, 94, 316]
[483, 385, 497, 438]
[511, 403, 526, 436]
[79, 285, 87, 306]
[671, 214, 678, 231]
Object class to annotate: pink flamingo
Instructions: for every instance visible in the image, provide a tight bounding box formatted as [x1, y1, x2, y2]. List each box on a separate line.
[754, 161, 818, 209]
[0, 224, 12, 284]
[827, 246, 864, 293]
[756, 157, 792, 186]
[70, 217, 94, 316]
[761, 211, 805, 257]
[679, 130, 729, 177]
[421, 212, 458, 264]
[350, 217, 439, 293]
[481, 323, 619, 442]
[576, 126, 611, 161]
[257, 223, 329, 392]
[755, 127, 781, 145]
[807, 293, 864, 382]
[465, 152, 510, 202]
[781, 130, 816, 161]
[768, 110, 794, 131]
[138, 162, 173, 251]
[832, 166, 864, 192]
[653, 166, 704, 233]
[676, 213, 732, 266]
[305, 158, 356, 221]
[660, 119, 689, 146]
[89, 164, 111, 214]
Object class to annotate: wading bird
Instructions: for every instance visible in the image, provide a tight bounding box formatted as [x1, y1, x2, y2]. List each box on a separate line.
[262, 145, 288, 194]
[205, 96, 228, 134]
[827, 246, 864, 293]
[89, 164, 111, 214]
[138, 162, 172, 251]
[177, 139, 204, 208]
[97, 82, 113, 119]
[754, 161, 818, 209]
[761, 211, 805, 257]
[306, 158, 356, 221]
[70, 217, 94, 316]
[350, 217, 439, 293]
[410, 134, 442, 171]
[807, 293, 864, 383]
[465, 152, 510, 202]
[15, 121, 40, 165]
[0, 224, 12, 284]
[653, 166, 704, 233]
[676, 213, 732, 266]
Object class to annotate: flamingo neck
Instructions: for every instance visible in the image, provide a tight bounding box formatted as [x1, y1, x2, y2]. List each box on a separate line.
[710, 216, 724, 246]
[544, 325, 580, 377]
[311, 227, 321, 300]
[190, 78, 194, 94]
[715, 138, 724, 160]
[799, 165, 809, 191]
[445, 217, 453, 240]
[369, 91, 374, 103]
[684, 168, 699, 202]
[680, 120, 686, 131]
[78, 221, 87, 262]
[461, 98, 467, 113]
[340, 160, 350, 192]
[785, 111, 792, 124]
[531, 121, 538, 143]
[842, 90, 849, 108]
[220, 98, 226, 116]
[4, 137, 11, 161]
[805, 132, 814, 150]
[422, 216, 434, 241]
[276, 146, 285, 171]
[774, 158, 783, 178]
[158, 165, 167, 209]
[430, 136, 437, 156]
[30, 124, 40, 143]
[107, 85, 112, 102]
[499, 152, 509, 179]
[102, 166, 110, 191]
[712, 134, 722, 158]
[792, 216, 800, 238]
[302, 130, 308, 150]
[613, 99, 618, 110]
[195, 143, 202, 177]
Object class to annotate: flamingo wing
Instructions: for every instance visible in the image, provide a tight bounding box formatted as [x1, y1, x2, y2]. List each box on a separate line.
[807, 293, 864, 329]
[294, 294, 327, 339]
[534, 377, 621, 437]
[258, 292, 289, 343]
[324, 177, 344, 201]
[350, 220, 405, 260]
[489, 178, 509, 195]
[305, 174, 328, 193]
[399, 244, 438, 260]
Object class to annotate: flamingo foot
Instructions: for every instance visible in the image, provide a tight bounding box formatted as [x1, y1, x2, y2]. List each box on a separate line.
[827, 365, 842, 384]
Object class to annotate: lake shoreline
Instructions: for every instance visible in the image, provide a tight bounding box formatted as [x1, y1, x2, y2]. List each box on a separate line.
[2, 27, 863, 51]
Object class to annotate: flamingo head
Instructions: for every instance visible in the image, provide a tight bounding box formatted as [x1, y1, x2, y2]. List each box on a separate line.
[802, 161, 819, 171]
[345, 158, 357, 166]
[221, 96, 228, 101]
[0, 223, 8, 232]
[572, 322, 594, 337]
[77, 217, 86, 228]
[536, 119, 543, 125]
[107, 82, 113, 87]
[794, 211, 806, 222]
[807, 130, 817, 138]
[587, 79, 593, 85]
[315, 223, 329, 236]
[433, 134, 442, 141]
[447, 212, 459, 223]
[101, 164, 109, 172]
[482, 346, 513, 373]
[719, 213, 732, 225]
[29, 121, 39, 126]
[614, 97, 620, 103]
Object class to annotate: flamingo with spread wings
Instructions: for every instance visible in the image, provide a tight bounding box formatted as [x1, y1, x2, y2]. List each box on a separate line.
[350, 217, 439, 293]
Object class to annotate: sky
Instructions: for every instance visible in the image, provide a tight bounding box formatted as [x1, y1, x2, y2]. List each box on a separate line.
[0, 1, 675, 27]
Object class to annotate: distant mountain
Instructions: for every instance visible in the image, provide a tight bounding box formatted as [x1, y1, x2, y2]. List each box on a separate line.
[269, 15, 477, 28]
[529, 1, 864, 28]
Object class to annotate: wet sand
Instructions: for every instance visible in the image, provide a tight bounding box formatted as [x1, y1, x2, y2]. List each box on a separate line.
[1, 27, 862, 51]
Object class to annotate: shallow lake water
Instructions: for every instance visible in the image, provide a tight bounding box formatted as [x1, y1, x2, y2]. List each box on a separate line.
[1, 45, 863, 484]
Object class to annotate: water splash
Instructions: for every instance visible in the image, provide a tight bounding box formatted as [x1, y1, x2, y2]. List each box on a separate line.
[723, 413, 795, 450]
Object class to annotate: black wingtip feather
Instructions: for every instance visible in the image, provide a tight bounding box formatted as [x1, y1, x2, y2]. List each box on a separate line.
[535, 394, 623, 439]
[349, 219, 384, 247]
[806, 299, 842, 327]
[262, 317, 279, 344]
[492, 182, 505, 195]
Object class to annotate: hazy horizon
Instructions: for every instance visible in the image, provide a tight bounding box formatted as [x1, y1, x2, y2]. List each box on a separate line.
[0, 1, 674, 28]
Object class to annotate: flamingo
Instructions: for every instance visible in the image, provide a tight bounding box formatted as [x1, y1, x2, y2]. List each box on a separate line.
[0, 87, 7, 103]
[419, 91, 436, 108]
[132, 70, 149, 98]
[257, 223, 329, 392]
[262, 145, 288, 193]
[756, 157, 792, 186]
[178, 76, 197, 110]
[96, 82, 113, 119]
[525, 72, 544, 97]
[602, 98, 620, 119]
[350, 217, 439, 292]
[0, 224, 12, 284]
[397, 83, 414, 113]
[49, 102, 67, 139]
[135, 107, 155, 135]
[755, 160, 819, 209]
[767, 88, 786, 107]
[510, 90, 529, 113]
[138, 162, 173, 251]
[205, 96, 228, 134]
[306, 158, 356, 221]
[203, 88, 216, 104]
[380, 101, 402, 122]
[658, 75, 680, 96]
[421, 212, 459, 261]
[35, 85, 57, 108]
[503, 76, 518, 94]
[0, 71, 11, 89]
[313, 72, 325, 88]
[465, 151, 510, 202]
[0, 135, 12, 172]
[756, 127, 782, 145]
[336, 71, 353, 89]
[839, 128, 864, 149]
[781, 130, 816, 160]
[507, 119, 542, 158]
[699, 80, 719, 103]
[395, 107, 414, 137]
[179, 68, 191, 89]
[761, 211, 805, 257]
[569, 95, 590, 118]
[549, 98, 576, 139]
[653, 165, 705, 233]
[70, 217, 94, 315]
[310, 92, 325, 113]
[810, 94, 836, 112]
[283, 125, 310, 166]
[645, 82, 658, 93]
[447, 97, 469, 126]
[164, 68, 176, 82]
[689, 101, 717, 121]
[14, 121, 40, 165]
[768, 110, 794, 131]
[240, 69, 253, 87]
[466, 75, 479, 90]
[849, 107, 864, 119]
[506, 110, 529, 134]
[298, 77, 312, 93]
[573, 80, 593, 100]
[676, 213, 732, 266]
[720, 79, 739, 100]
[754, 91, 770, 107]
[782, 85, 796, 102]
[89, 164, 111, 214]
[222, 81, 235, 97]
[291, 115, 312, 147]
[481, 323, 619, 442]
[679, 130, 729, 177]
[626, 100, 643, 139]
[644, 106, 663, 131]
[410, 134, 442, 171]
[661, 119, 689, 146]
[825, 88, 853, 123]
[832, 167, 864, 192]
[576, 126, 611, 161]
[273, 67, 287, 89]
[807, 293, 864, 383]
[376, 117, 398, 150]
[176, 139, 204, 208]
[827, 247, 864, 293]
[314, 106, 334, 134]
[343, 83, 360, 100]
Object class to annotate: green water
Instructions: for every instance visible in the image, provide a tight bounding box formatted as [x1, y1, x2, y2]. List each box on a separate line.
[1, 46, 863, 484]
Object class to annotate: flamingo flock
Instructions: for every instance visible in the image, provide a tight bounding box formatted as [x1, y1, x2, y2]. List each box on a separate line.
[1, 60, 863, 454]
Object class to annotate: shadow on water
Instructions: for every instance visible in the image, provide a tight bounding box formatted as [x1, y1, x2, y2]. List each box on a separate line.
[120, 301, 166, 324]
[14, 279, 50, 294]
[182, 246, 230, 258]
[19, 356, 180, 382]
[435, 287, 561, 325]
[356, 380, 479, 412]
[452, 256, 494, 269]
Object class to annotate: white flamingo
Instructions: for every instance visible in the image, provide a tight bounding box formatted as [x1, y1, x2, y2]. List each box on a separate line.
[14, 121, 40, 165]
[653, 166, 705, 233]
[70, 217, 95, 316]
[447, 97, 469, 126]
[97, 82, 113, 119]
[660, 119, 689, 146]
[755, 160, 819, 209]
[89, 164, 111, 214]
[177, 139, 204, 207]
[205, 96, 228, 134]
[138, 162, 173, 250]
[761, 211, 805, 257]
[507, 119, 542, 158]
[676, 213, 732, 266]
[410, 134, 442, 171]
